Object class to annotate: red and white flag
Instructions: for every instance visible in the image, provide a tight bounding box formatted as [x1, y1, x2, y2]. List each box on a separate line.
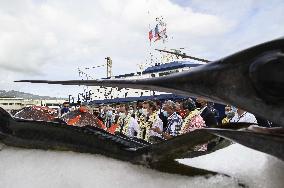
[148, 30, 153, 42]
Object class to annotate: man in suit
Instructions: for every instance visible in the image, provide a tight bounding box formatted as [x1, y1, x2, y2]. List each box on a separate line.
[196, 97, 217, 127]
[196, 97, 219, 150]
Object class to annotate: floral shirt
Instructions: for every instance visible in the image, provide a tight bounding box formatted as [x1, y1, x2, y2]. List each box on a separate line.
[180, 109, 205, 134]
[165, 112, 183, 137]
[180, 109, 207, 151]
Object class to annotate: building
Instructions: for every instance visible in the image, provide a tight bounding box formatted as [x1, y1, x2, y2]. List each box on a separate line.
[0, 98, 67, 112]
[0, 98, 25, 111]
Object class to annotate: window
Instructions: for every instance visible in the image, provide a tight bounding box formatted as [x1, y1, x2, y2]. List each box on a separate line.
[159, 72, 170, 77]
[159, 70, 179, 77]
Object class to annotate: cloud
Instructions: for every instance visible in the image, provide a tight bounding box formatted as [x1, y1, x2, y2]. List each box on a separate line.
[170, 0, 284, 58]
[0, 0, 232, 74]
[0, 0, 283, 97]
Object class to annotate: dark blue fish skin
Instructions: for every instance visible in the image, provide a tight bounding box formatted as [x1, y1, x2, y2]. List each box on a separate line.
[15, 37, 284, 127]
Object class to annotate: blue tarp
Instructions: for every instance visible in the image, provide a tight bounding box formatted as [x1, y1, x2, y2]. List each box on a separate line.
[89, 94, 187, 105]
[102, 61, 203, 79]
[142, 61, 203, 74]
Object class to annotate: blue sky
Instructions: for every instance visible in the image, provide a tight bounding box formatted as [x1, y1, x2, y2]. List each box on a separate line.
[0, 0, 283, 97]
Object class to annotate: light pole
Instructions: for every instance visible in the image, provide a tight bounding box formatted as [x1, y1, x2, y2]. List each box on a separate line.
[105, 57, 112, 78]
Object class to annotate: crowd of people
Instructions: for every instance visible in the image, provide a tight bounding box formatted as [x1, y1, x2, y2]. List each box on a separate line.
[59, 97, 263, 148]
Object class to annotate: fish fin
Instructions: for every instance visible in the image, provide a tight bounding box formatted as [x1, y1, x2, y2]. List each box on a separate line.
[149, 159, 218, 176]
[136, 123, 252, 163]
[205, 127, 284, 161]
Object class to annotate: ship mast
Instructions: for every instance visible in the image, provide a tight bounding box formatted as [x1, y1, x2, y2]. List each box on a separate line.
[154, 49, 211, 63]
[105, 57, 112, 77]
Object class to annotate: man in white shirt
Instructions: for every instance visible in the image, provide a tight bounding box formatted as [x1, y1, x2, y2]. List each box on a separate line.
[128, 116, 140, 137]
[230, 108, 257, 124]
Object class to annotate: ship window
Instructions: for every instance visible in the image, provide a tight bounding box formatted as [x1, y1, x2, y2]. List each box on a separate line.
[151, 74, 155, 77]
[159, 72, 170, 77]
[159, 70, 179, 77]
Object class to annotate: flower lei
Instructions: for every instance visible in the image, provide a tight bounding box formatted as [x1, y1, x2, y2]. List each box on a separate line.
[180, 109, 207, 151]
[145, 111, 158, 141]
[137, 111, 158, 141]
[115, 114, 132, 136]
[137, 114, 147, 140]
[180, 109, 202, 134]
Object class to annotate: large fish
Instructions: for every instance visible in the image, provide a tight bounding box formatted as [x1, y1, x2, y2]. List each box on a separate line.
[16, 37, 284, 127]
[14, 37, 284, 162]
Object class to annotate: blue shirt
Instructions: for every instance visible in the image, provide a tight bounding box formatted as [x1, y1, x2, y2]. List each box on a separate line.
[61, 107, 70, 115]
